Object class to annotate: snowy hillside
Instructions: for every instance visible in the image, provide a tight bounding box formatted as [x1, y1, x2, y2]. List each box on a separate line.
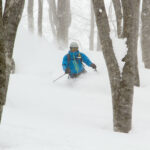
[0, 27, 150, 150]
[1, 0, 150, 150]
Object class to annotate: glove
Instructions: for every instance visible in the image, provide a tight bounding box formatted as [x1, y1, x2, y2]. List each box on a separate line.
[65, 68, 71, 74]
[91, 63, 97, 69]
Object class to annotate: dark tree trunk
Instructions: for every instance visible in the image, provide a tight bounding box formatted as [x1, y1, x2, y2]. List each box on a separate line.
[28, 0, 34, 32]
[0, 0, 6, 122]
[38, 0, 43, 36]
[0, 0, 25, 122]
[141, 0, 150, 69]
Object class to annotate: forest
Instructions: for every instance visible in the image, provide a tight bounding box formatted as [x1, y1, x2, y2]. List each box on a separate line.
[0, 0, 150, 149]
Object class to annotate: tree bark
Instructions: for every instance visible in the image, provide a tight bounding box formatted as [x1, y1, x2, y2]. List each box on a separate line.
[93, 0, 139, 133]
[47, 0, 57, 38]
[47, 0, 71, 49]
[0, 0, 6, 122]
[92, 0, 121, 131]
[112, 0, 122, 38]
[0, 0, 25, 122]
[28, 0, 34, 32]
[38, 0, 43, 36]
[121, 0, 140, 87]
[114, 0, 140, 131]
[57, 0, 71, 49]
[141, 0, 150, 69]
[97, 33, 101, 51]
[89, 0, 95, 50]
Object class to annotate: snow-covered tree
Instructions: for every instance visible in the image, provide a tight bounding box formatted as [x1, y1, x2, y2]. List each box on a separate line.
[0, 0, 25, 122]
[92, 0, 140, 133]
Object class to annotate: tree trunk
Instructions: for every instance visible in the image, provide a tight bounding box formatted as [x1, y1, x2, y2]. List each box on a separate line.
[89, 0, 95, 50]
[47, 0, 57, 38]
[122, 0, 140, 87]
[38, 0, 43, 36]
[92, 0, 121, 131]
[47, 0, 71, 49]
[0, 0, 25, 122]
[97, 33, 101, 51]
[115, 0, 140, 132]
[112, 0, 122, 38]
[57, 0, 71, 49]
[93, 0, 139, 133]
[133, 1, 140, 87]
[28, 0, 34, 32]
[0, 0, 6, 122]
[141, 0, 150, 69]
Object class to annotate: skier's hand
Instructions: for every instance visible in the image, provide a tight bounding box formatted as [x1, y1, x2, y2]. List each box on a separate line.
[65, 68, 71, 74]
[91, 63, 96, 69]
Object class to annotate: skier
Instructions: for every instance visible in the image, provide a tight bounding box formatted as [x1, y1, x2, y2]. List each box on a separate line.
[62, 42, 97, 78]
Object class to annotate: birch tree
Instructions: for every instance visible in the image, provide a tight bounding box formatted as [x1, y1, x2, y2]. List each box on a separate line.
[92, 0, 140, 133]
[0, 0, 25, 122]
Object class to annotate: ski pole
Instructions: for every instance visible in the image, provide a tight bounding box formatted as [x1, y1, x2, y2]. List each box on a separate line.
[53, 73, 66, 83]
[94, 68, 99, 73]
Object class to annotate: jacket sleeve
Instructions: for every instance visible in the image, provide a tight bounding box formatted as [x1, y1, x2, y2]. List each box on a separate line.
[62, 55, 68, 71]
[80, 52, 92, 67]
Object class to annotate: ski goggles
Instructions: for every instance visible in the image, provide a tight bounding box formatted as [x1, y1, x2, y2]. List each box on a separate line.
[70, 47, 78, 52]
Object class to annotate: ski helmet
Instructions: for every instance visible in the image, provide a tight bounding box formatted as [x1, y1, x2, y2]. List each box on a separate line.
[70, 42, 78, 49]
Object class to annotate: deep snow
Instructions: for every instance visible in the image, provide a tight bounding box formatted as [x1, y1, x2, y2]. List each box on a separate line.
[1, 0, 150, 149]
[0, 28, 150, 150]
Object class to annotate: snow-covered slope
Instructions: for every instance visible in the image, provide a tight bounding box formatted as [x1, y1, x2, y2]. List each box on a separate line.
[1, 0, 150, 149]
[0, 28, 150, 150]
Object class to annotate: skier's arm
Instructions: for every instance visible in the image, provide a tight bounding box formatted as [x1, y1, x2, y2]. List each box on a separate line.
[80, 53, 92, 67]
[62, 55, 68, 71]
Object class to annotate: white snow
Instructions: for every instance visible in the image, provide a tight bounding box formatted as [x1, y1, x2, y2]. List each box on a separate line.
[1, 0, 150, 149]
[99, 9, 103, 13]
[0, 26, 150, 150]
[110, 31, 128, 73]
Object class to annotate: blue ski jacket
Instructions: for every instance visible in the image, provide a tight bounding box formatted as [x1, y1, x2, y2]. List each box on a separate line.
[62, 50, 92, 75]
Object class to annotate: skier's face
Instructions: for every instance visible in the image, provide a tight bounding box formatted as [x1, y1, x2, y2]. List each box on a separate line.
[70, 47, 78, 52]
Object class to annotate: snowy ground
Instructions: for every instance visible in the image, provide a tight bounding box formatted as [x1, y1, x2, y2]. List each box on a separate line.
[1, 0, 150, 149]
[0, 28, 150, 150]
